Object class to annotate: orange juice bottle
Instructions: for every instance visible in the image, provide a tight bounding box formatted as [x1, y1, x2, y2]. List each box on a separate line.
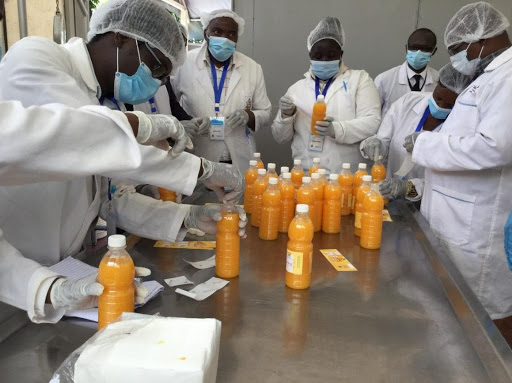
[259, 178, 281, 240]
[310, 95, 326, 136]
[339, 163, 353, 216]
[354, 175, 372, 237]
[216, 204, 240, 278]
[317, 168, 328, 188]
[279, 166, 290, 182]
[322, 174, 342, 233]
[98, 235, 135, 330]
[251, 169, 268, 227]
[308, 157, 321, 177]
[243, 160, 258, 214]
[278, 172, 296, 233]
[267, 163, 278, 179]
[361, 184, 384, 250]
[351, 163, 368, 214]
[286, 204, 314, 289]
[253, 152, 264, 169]
[291, 159, 305, 189]
[296, 176, 315, 223]
[371, 157, 386, 183]
[310, 173, 324, 232]
[158, 188, 176, 201]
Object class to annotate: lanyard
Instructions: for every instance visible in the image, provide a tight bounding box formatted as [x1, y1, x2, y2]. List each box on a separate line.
[315, 77, 334, 99]
[210, 55, 230, 115]
[416, 106, 430, 132]
[407, 72, 428, 92]
[99, 97, 122, 111]
[148, 97, 157, 114]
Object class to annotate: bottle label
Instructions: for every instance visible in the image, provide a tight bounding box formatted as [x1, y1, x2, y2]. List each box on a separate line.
[286, 249, 304, 275]
[348, 194, 353, 209]
[355, 211, 362, 229]
[340, 193, 344, 207]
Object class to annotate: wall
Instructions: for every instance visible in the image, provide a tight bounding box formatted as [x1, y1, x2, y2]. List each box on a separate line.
[233, 0, 512, 168]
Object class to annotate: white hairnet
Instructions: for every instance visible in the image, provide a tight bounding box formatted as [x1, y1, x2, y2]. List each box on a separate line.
[200, 9, 245, 36]
[438, 63, 473, 94]
[178, 23, 187, 41]
[87, 0, 186, 75]
[307, 17, 345, 51]
[444, 2, 510, 48]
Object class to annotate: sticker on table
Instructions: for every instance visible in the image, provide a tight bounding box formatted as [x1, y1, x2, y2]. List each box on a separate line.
[164, 276, 194, 288]
[308, 133, 324, 152]
[184, 254, 216, 269]
[175, 277, 229, 301]
[382, 209, 393, 222]
[154, 241, 216, 249]
[320, 249, 357, 272]
[209, 117, 225, 141]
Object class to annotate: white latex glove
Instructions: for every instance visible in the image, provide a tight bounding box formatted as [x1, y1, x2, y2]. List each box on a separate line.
[403, 132, 423, 153]
[181, 119, 199, 138]
[184, 205, 247, 237]
[138, 184, 160, 200]
[226, 109, 250, 130]
[279, 95, 296, 116]
[361, 136, 385, 161]
[315, 116, 335, 137]
[193, 117, 211, 136]
[379, 178, 409, 198]
[199, 158, 244, 204]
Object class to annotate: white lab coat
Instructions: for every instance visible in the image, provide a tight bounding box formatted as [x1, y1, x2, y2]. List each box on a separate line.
[0, 37, 200, 323]
[375, 61, 439, 117]
[173, 43, 272, 175]
[412, 47, 512, 319]
[271, 64, 381, 174]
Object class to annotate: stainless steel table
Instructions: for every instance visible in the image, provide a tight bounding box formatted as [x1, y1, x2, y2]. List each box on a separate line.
[2, 200, 512, 382]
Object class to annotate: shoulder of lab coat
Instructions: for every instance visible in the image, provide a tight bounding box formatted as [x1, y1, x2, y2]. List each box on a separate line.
[374, 63, 404, 105]
[271, 79, 303, 144]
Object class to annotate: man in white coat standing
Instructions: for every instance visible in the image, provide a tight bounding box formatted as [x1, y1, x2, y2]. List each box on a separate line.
[173, 9, 272, 176]
[405, 2, 512, 340]
[375, 28, 440, 117]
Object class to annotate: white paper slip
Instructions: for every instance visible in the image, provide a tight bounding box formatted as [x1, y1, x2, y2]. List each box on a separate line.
[290, 93, 312, 117]
[184, 254, 216, 269]
[175, 277, 229, 301]
[164, 276, 194, 288]
[395, 152, 415, 178]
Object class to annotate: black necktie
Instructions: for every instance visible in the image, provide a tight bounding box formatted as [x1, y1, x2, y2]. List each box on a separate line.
[411, 74, 422, 91]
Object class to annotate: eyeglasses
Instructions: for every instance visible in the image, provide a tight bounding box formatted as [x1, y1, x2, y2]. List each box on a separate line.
[144, 42, 168, 81]
[448, 43, 465, 56]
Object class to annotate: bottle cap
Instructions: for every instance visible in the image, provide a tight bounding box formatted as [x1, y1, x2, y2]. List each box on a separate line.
[362, 175, 372, 182]
[329, 174, 339, 180]
[294, 159, 302, 165]
[302, 176, 311, 183]
[311, 173, 320, 179]
[249, 160, 257, 166]
[313, 157, 321, 164]
[254, 153, 261, 159]
[296, 204, 309, 213]
[342, 163, 351, 169]
[358, 163, 367, 170]
[108, 234, 126, 247]
[268, 163, 276, 169]
[280, 166, 289, 174]
[318, 169, 327, 175]
[258, 169, 267, 175]
[317, 95, 325, 101]
[283, 172, 292, 179]
[269, 178, 278, 185]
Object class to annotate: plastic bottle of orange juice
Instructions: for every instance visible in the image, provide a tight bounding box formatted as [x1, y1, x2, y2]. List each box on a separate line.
[317, 168, 328, 187]
[371, 157, 386, 183]
[351, 163, 368, 214]
[308, 157, 321, 177]
[251, 169, 268, 227]
[361, 184, 384, 250]
[322, 174, 342, 234]
[253, 152, 264, 169]
[216, 204, 240, 278]
[296, 176, 315, 223]
[243, 160, 259, 214]
[158, 188, 176, 202]
[310, 173, 324, 232]
[311, 95, 326, 136]
[286, 204, 314, 289]
[338, 163, 353, 216]
[98, 235, 135, 330]
[259, 178, 281, 240]
[279, 166, 290, 182]
[291, 159, 305, 189]
[354, 175, 372, 237]
[267, 163, 278, 179]
[278, 172, 296, 233]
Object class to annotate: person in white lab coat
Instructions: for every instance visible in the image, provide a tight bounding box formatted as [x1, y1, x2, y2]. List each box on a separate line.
[360, 64, 472, 201]
[375, 28, 440, 117]
[405, 2, 512, 325]
[0, 0, 245, 324]
[272, 17, 381, 174]
[173, 9, 272, 176]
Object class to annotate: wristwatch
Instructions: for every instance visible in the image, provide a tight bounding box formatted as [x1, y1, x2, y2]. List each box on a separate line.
[406, 180, 418, 198]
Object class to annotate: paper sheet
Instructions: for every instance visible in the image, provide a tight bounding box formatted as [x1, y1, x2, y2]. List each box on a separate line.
[395, 152, 415, 178]
[290, 93, 312, 116]
[175, 277, 229, 301]
[320, 249, 357, 272]
[154, 240, 216, 249]
[184, 254, 216, 269]
[382, 209, 393, 222]
[164, 276, 194, 288]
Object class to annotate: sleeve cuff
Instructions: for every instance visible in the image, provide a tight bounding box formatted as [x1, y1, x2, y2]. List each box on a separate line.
[28, 267, 65, 324]
[333, 121, 345, 143]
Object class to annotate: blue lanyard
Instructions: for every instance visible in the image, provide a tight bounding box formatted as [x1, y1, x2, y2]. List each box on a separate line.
[415, 107, 430, 132]
[148, 97, 157, 114]
[315, 77, 334, 99]
[210, 55, 230, 114]
[99, 97, 122, 111]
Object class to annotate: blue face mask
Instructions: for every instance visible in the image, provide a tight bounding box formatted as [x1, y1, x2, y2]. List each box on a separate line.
[428, 97, 451, 120]
[406, 50, 432, 70]
[208, 36, 236, 62]
[310, 60, 340, 81]
[450, 43, 484, 76]
[113, 45, 161, 105]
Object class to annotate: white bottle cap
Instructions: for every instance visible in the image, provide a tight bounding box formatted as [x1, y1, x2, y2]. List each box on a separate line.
[268, 163, 276, 170]
[108, 234, 126, 247]
[269, 178, 278, 185]
[294, 159, 302, 165]
[318, 169, 327, 175]
[283, 172, 292, 179]
[313, 157, 321, 164]
[358, 163, 367, 170]
[249, 160, 257, 166]
[302, 176, 311, 184]
[296, 204, 309, 213]
[311, 173, 320, 180]
[329, 174, 339, 180]
[280, 166, 289, 173]
[317, 95, 325, 101]
[258, 169, 267, 175]
[342, 163, 351, 169]
[362, 175, 372, 182]
[254, 153, 261, 159]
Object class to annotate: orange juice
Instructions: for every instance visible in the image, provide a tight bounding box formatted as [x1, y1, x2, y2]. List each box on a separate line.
[158, 188, 176, 202]
[371, 157, 386, 183]
[216, 205, 240, 278]
[352, 163, 368, 214]
[354, 175, 372, 237]
[291, 159, 304, 189]
[251, 169, 268, 227]
[339, 163, 353, 216]
[361, 184, 384, 250]
[286, 204, 314, 289]
[310, 95, 326, 136]
[308, 157, 321, 176]
[278, 173, 296, 233]
[260, 178, 281, 240]
[243, 160, 258, 214]
[310, 173, 324, 232]
[296, 177, 315, 223]
[267, 163, 278, 179]
[98, 235, 135, 330]
[322, 174, 342, 233]
[253, 152, 264, 169]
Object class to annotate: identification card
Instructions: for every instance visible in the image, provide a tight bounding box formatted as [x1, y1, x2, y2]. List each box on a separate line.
[308, 133, 324, 152]
[209, 117, 225, 141]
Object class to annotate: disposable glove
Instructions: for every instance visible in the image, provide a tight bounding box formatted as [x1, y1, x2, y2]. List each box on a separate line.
[315, 116, 335, 137]
[362, 136, 385, 161]
[403, 132, 422, 153]
[379, 178, 409, 199]
[506, 211, 512, 270]
[279, 95, 296, 116]
[181, 119, 199, 138]
[199, 158, 243, 204]
[226, 109, 250, 130]
[193, 117, 211, 136]
[184, 205, 247, 237]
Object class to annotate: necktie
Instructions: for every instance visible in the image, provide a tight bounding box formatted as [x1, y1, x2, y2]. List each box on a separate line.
[411, 74, 422, 91]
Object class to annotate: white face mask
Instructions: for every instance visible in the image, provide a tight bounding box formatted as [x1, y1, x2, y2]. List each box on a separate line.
[450, 42, 484, 76]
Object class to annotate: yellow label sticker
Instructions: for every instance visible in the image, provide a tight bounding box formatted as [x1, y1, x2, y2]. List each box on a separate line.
[340, 193, 345, 208]
[349, 194, 353, 209]
[355, 211, 362, 229]
[382, 209, 393, 222]
[286, 249, 304, 275]
[154, 241, 216, 249]
[320, 249, 357, 272]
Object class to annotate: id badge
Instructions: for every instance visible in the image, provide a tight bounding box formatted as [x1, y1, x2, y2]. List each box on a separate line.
[308, 133, 324, 152]
[209, 117, 225, 141]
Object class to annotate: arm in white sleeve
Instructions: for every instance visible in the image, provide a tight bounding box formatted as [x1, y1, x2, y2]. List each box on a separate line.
[250, 64, 272, 132]
[271, 110, 296, 144]
[374, 73, 386, 108]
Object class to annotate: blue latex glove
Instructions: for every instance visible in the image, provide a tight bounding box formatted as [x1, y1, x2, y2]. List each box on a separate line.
[506, 211, 512, 270]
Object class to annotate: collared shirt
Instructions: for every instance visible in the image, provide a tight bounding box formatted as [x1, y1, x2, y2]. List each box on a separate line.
[406, 65, 427, 89]
[474, 47, 509, 80]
